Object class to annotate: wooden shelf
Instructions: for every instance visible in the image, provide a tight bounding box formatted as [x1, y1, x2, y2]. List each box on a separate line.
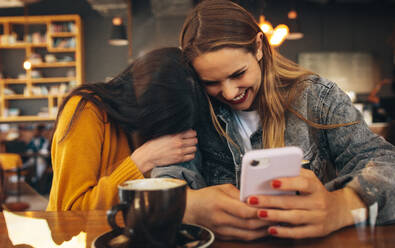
[0, 43, 47, 48]
[0, 43, 28, 49]
[0, 15, 79, 23]
[0, 116, 56, 122]
[47, 48, 76, 53]
[1, 79, 27, 84]
[0, 77, 75, 85]
[49, 32, 76, 37]
[31, 77, 75, 83]
[30, 43, 48, 47]
[31, 62, 76, 68]
[4, 94, 66, 100]
[0, 14, 83, 123]
[4, 95, 50, 99]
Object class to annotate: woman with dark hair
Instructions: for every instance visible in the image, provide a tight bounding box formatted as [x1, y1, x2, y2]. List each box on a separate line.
[152, 0, 395, 241]
[47, 47, 198, 211]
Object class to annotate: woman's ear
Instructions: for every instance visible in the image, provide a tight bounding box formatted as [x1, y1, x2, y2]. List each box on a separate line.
[255, 32, 264, 61]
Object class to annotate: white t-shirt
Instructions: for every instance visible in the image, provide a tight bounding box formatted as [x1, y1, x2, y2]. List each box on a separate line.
[234, 110, 260, 151]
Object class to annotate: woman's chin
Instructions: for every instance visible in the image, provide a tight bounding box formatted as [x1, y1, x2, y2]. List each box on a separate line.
[226, 101, 252, 111]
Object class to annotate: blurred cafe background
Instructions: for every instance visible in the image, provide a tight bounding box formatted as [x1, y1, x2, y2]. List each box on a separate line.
[0, 0, 394, 211]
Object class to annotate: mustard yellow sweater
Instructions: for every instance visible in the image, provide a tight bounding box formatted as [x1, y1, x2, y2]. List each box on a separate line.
[47, 96, 144, 211]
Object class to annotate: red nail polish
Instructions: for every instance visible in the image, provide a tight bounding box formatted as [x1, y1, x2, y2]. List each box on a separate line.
[269, 228, 277, 235]
[248, 196, 258, 205]
[258, 210, 267, 218]
[272, 180, 281, 188]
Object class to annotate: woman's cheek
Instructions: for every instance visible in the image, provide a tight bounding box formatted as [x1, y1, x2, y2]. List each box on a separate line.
[205, 87, 219, 97]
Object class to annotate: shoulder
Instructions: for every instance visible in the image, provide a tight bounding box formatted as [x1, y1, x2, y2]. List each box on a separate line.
[55, 96, 107, 139]
[61, 96, 106, 123]
[296, 75, 350, 107]
[299, 75, 337, 100]
[292, 75, 356, 124]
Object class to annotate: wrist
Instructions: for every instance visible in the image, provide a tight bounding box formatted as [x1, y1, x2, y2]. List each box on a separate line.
[183, 188, 197, 224]
[334, 187, 368, 228]
[130, 146, 154, 173]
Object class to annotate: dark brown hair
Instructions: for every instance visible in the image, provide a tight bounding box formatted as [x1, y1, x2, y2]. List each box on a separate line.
[54, 47, 198, 149]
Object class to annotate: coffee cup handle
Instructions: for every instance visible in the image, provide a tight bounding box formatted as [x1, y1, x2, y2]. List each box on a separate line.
[107, 203, 128, 230]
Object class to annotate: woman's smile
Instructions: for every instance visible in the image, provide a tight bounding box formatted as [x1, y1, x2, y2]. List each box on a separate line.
[227, 88, 249, 105]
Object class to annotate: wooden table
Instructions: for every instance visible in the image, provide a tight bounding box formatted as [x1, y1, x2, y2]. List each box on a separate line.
[0, 210, 394, 247]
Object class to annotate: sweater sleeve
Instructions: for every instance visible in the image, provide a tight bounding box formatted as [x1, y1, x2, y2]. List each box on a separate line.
[47, 97, 144, 211]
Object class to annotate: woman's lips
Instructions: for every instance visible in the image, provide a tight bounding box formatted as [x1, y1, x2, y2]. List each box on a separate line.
[227, 89, 249, 104]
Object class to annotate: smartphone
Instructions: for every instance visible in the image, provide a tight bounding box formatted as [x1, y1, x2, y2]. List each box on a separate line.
[240, 146, 303, 202]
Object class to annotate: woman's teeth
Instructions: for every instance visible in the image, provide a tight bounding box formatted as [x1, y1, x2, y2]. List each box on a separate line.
[232, 90, 246, 101]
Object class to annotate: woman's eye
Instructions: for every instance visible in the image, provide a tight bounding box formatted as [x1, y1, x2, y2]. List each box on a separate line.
[230, 70, 245, 79]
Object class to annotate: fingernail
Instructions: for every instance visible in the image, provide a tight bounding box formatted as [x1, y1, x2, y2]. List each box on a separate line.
[258, 210, 267, 218]
[272, 180, 281, 188]
[248, 196, 258, 205]
[269, 228, 277, 235]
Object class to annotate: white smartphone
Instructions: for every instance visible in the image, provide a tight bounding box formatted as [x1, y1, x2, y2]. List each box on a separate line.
[240, 146, 303, 202]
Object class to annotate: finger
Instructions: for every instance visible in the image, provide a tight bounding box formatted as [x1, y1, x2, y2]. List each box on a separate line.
[180, 129, 197, 139]
[257, 209, 321, 225]
[182, 153, 195, 162]
[215, 226, 269, 241]
[182, 146, 197, 155]
[213, 211, 272, 230]
[268, 224, 328, 239]
[271, 176, 317, 194]
[182, 137, 198, 146]
[222, 198, 259, 220]
[249, 195, 314, 210]
[213, 185, 258, 219]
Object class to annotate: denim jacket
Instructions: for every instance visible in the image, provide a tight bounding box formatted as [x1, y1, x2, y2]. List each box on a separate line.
[152, 75, 395, 225]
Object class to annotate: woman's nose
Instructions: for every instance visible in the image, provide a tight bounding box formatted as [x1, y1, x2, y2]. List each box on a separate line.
[221, 81, 239, 101]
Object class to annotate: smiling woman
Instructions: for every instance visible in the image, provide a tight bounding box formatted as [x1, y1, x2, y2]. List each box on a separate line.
[152, 0, 395, 241]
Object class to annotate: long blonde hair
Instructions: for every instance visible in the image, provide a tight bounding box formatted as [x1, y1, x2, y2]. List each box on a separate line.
[180, 0, 356, 148]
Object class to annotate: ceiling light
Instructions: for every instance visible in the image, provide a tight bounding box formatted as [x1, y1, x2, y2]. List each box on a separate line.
[259, 14, 289, 47]
[286, 9, 304, 40]
[109, 17, 128, 46]
[270, 24, 289, 46]
[259, 15, 273, 35]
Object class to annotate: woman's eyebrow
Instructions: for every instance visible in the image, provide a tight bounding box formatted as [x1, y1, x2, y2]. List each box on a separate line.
[199, 66, 247, 84]
[228, 66, 247, 78]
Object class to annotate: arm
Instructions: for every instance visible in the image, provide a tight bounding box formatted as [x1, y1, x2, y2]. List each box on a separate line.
[322, 82, 395, 224]
[151, 149, 207, 189]
[246, 81, 395, 238]
[48, 98, 144, 211]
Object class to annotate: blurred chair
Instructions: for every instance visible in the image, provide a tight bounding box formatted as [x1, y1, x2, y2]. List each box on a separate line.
[0, 153, 30, 211]
[2, 139, 34, 183]
[4, 140, 27, 154]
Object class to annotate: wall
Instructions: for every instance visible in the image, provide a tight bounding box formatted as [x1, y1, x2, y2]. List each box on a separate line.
[264, 1, 395, 82]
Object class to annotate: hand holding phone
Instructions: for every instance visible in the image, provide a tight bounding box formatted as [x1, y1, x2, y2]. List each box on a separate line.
[240, 146, 303, 202]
